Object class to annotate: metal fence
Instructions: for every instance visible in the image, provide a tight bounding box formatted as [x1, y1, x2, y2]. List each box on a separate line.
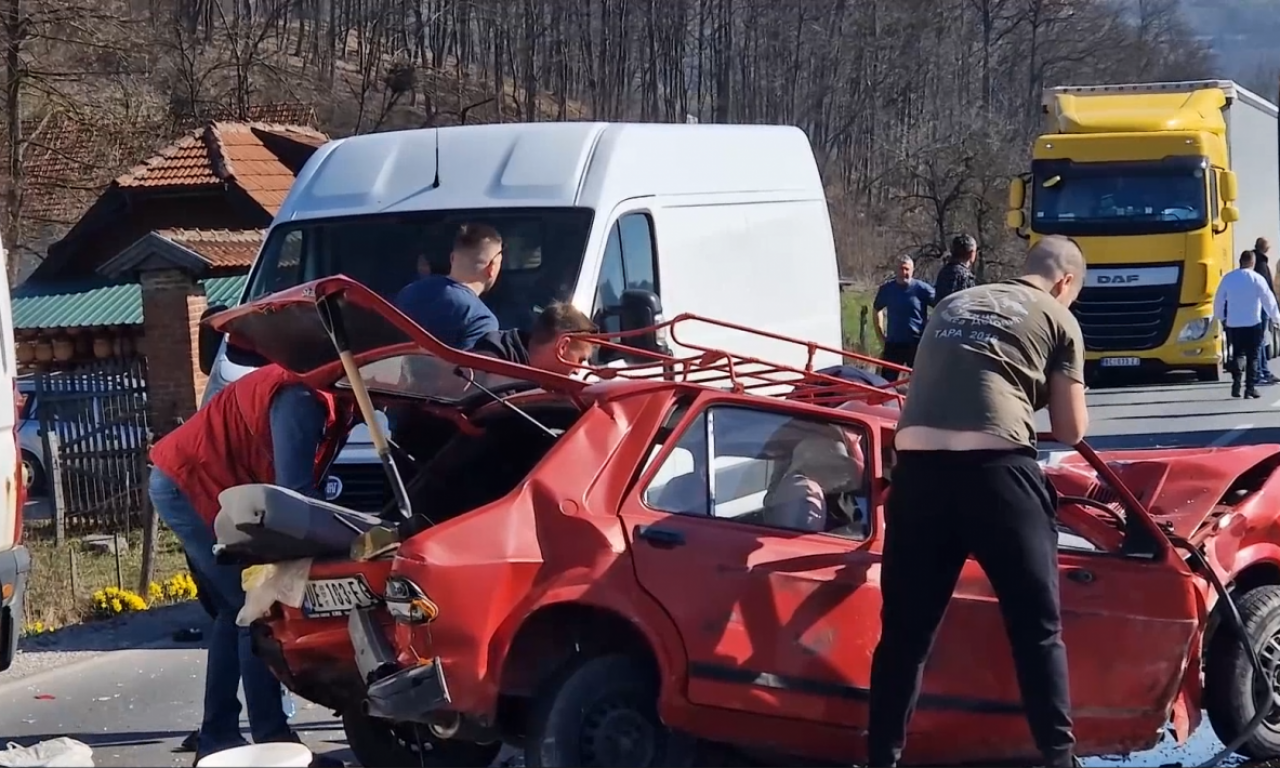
[32, 357, 151, 537]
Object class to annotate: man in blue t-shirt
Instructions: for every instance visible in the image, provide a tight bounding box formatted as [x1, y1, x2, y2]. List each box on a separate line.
[873, 255, 935, 382]
[394, 223, 504, 350]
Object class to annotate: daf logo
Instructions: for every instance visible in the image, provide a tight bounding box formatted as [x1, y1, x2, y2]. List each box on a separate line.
[324, 475, 343, 501]
[1096, 274, 1141, 284]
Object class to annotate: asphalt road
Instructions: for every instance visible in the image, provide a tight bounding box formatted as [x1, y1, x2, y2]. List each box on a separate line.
[1037, 372, 1280, 453]
[2, 373, 1278, 767]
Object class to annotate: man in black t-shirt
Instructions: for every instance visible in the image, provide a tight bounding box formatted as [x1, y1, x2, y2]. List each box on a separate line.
[933, 234, 978, 303]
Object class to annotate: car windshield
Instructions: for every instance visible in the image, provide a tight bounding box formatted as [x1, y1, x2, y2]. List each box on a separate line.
[245, 207, 595, 332]
[1031, 158, 1210, 236]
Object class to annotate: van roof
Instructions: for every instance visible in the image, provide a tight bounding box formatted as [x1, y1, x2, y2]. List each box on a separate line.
[276, 122, 824, 222]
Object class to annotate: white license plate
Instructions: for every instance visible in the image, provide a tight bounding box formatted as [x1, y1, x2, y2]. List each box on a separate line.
[301, 576, 379, 618]
[1099, 357, 1141, 368]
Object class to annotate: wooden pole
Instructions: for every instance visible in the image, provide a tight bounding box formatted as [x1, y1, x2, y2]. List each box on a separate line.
[47, 431, 66, 546]
[137, 463, 158, 595]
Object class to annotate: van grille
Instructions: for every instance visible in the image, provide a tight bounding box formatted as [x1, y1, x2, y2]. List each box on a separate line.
[327, 462, 390, 513]
[1072, 285, 1180, 352]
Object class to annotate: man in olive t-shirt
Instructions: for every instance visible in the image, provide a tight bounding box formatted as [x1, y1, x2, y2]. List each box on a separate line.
[866, 235, 1089, 768]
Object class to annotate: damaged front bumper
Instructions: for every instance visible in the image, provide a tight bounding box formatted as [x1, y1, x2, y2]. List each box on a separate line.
[349, 606, 451, 723]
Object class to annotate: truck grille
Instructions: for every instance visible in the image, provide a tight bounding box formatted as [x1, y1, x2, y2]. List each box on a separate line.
[327, 463, 390, 513]
[1072, 285, 1180, 352]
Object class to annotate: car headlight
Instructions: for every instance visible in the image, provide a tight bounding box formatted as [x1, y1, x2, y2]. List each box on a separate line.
[384, 576, 438, 624]
[1178, 318, 1210, 342]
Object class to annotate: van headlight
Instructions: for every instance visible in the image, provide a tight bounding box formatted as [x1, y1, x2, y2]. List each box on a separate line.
[384, 576, 438, 624]
[1178, 318, 1210, 342]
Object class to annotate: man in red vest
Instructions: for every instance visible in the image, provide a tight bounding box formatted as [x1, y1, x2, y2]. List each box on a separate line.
[149, 364, 356, 762]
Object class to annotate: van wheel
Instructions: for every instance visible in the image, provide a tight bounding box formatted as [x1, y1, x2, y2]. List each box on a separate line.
[1205, 584, 1280, 759]
[21, 451, 44, 495]
[341, 711, 501, 767]
[524, 654, 696, 767]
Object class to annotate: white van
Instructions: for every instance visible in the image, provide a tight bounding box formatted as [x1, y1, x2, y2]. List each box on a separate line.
[0, 237, 28, 672]
[199, 122, 844, 511]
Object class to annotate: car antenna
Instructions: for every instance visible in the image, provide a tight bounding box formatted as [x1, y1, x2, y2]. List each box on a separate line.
[318, 294, 413, 522]
[454, 366, 559, 439]
[431, 127, 440, 189]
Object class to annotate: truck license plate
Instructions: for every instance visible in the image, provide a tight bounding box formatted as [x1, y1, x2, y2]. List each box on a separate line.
[1099, 357, 1140, 368]
[302, 576, 379, 618]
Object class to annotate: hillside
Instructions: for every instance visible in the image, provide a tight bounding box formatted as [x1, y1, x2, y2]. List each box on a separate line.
[3, 0, 1221, 285]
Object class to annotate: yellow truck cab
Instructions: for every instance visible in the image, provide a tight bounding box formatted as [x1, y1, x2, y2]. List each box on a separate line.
[1007, 80, 1280, 383]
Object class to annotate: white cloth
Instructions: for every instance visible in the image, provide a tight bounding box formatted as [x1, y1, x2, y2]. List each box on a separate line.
[1214, 268, 1280, 328]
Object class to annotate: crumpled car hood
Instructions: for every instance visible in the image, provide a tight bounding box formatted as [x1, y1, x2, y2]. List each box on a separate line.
[1045, 444, 1280, 540]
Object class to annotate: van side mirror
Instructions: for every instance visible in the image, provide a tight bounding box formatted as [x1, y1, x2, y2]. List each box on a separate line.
[1007, 177, 1026, 210]
[1221, 171, 1239, 203]
[198, 304, 229, 376]
[618, 289, 666, 356]
[1221, 204, 1240, 224]
[1005, 210, 1025, 230]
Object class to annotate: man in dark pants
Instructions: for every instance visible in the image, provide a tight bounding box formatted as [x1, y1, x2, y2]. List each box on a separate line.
[873, 255, 935, 382]
[1214, 250, 1280, 399]
[867, 235, 1090, 768]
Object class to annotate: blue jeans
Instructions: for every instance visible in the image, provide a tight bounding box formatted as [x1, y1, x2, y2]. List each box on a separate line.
[149, 469, 292, 756]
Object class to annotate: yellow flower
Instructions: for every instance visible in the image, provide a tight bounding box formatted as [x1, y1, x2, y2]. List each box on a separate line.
[109, 598, 123, 613]
[147, 582, 164, 603]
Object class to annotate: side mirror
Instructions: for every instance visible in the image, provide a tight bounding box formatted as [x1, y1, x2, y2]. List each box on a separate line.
[1221, 205, 1240, 224]
[1221, 170, 1239, 203]
[1007, 177, 1026, 210]
[197, 304, 229, 376]
[1005, 210, 1025, 230]
[618, 289, 665, 355]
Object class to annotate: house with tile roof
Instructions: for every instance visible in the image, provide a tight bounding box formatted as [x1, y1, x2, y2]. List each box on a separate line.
[13, 115, 328, 433]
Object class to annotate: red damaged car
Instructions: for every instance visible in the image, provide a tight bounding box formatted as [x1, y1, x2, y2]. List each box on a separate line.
[211, 276, 1280, 767]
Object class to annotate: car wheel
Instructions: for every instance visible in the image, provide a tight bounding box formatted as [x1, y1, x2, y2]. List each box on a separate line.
[1195, 365, 1221, 383]
[341, 710, 501, 768]
[1205, 584, 1280, 759]
[524, 654, 696, 767]
[21, 451, 44, 495]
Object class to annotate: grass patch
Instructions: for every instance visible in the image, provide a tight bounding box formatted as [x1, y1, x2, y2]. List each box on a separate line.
[22, 528, 191, 632]
[841, 290, 882, 358]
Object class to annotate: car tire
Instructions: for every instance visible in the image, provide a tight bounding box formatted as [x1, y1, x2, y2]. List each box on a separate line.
[1205, 583, 1280, 759]
[1195, 365, 1221, 383]
[342, 710, 502, 768]
[524, 654, 696, 767]
[21, 451, 44, 495]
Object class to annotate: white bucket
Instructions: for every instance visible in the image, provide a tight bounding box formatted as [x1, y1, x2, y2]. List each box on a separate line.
[195, 743, 313, 768]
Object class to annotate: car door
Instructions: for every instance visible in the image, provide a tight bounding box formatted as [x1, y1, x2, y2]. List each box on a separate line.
[907, 480, 1201, 761]
[618, 396, 886, 730]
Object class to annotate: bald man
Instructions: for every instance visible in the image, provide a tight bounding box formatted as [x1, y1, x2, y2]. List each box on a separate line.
[866, 235, 1087, 768]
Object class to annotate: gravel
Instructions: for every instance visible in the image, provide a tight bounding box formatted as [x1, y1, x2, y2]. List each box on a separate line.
[4, 602, 210, 685]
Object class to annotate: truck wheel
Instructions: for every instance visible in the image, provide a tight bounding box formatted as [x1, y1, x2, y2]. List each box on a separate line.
[1205, 584, 1280, 759]
[342, 711, 501, 767]
[524, 654, 696, 767]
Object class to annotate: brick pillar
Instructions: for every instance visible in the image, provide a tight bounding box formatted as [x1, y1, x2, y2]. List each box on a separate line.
[140, 269, 208, 436]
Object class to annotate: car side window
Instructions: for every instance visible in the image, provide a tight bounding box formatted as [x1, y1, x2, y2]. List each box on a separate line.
[592, 212, 659, 339]
[643, 406, 871, 540]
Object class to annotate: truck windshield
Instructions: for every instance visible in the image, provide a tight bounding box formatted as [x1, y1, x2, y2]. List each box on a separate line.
[244, 207, 595, 331]
[1030, 158, 1210, 237]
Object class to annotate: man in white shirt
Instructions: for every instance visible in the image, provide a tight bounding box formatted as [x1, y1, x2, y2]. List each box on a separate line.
[1214, 250, 1280, 398]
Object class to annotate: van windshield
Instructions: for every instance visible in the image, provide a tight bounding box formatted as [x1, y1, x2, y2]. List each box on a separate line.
[245, 208, 595, 331]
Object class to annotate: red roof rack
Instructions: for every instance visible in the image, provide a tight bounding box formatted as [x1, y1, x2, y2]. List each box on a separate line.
[562, 313, 908, 408]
